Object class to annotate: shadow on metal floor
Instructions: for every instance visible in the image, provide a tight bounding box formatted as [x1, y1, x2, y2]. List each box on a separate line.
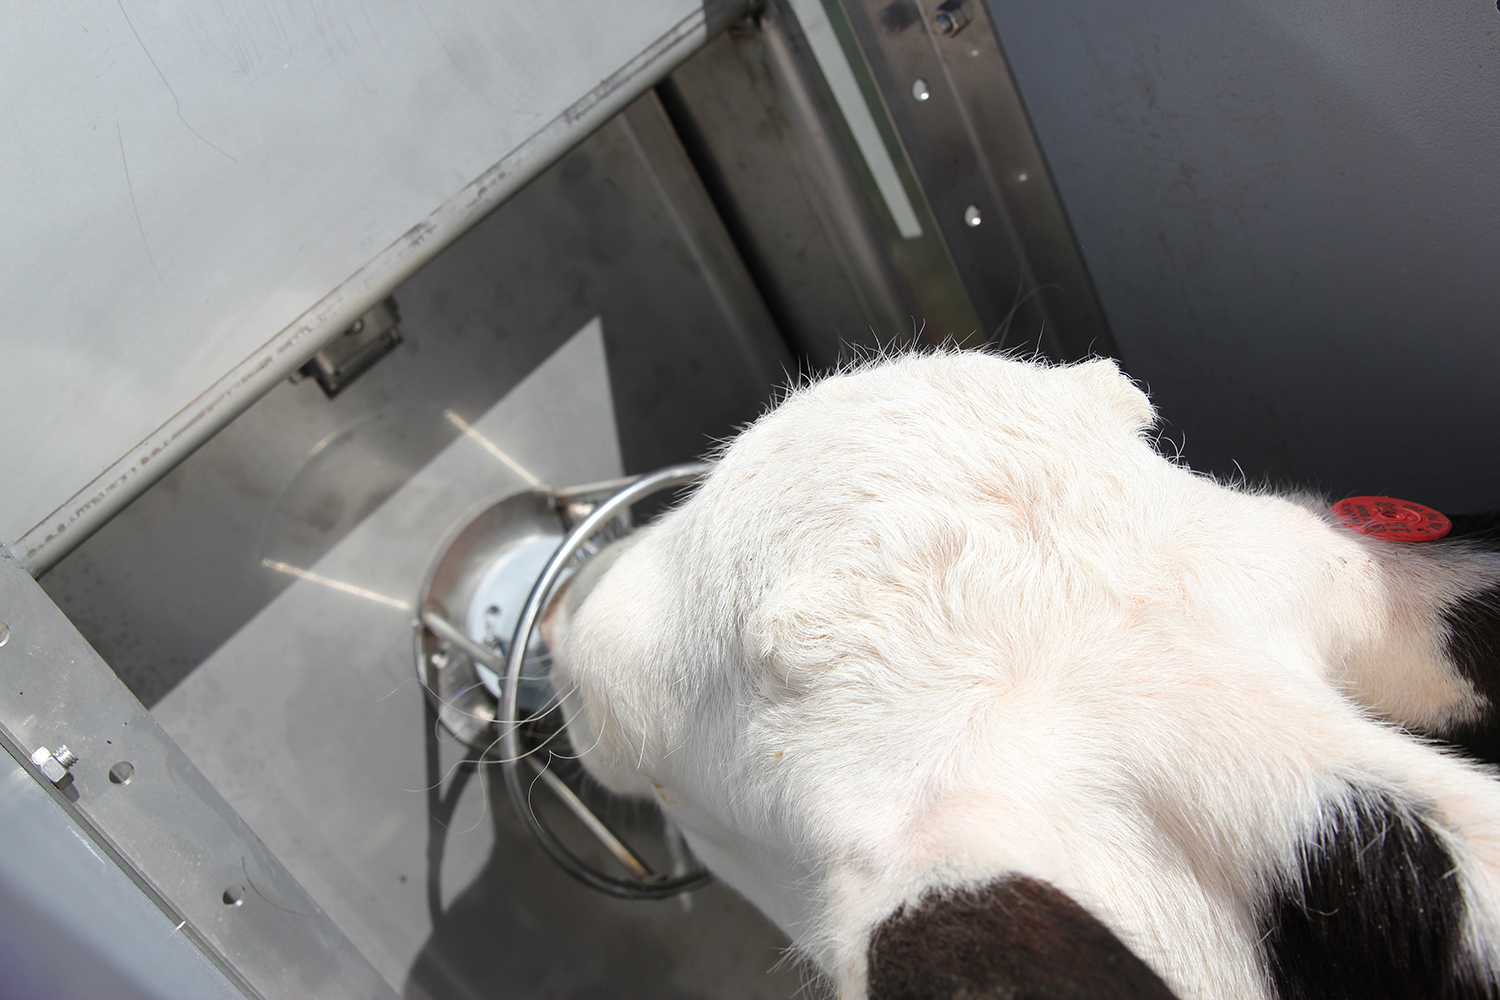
[402, 711, 816, 1000]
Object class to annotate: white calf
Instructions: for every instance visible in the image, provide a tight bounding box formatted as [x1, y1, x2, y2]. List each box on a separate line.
[545, 352, 1500, 1000]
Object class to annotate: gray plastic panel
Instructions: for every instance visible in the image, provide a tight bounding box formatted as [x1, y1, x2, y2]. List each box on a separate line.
[985, 0, 1500, 509]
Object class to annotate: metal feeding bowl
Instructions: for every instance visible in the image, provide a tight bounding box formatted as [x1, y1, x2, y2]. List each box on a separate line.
[416, 485, 611, 748]
[414, 464, 712, 899]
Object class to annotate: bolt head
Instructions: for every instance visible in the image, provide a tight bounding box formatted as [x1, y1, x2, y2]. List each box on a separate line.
[934, 2, 969, 36]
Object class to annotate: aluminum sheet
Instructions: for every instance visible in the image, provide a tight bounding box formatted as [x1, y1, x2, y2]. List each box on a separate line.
[2, 0, 741, 574]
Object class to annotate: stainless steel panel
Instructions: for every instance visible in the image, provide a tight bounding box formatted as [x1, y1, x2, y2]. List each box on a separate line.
[153, 320, 625, 990]
[784, 0, 925, 240]
[832, 0, 1115, 361]
[0, 545, 394, 1000]
[41, 91, 803, 998]
[661, 3, 985, 368]
[148, 324, 803, 998]
[42, 93, 790, 710]
[0, 743, 246, 1000]
[4, 0, 748, 575]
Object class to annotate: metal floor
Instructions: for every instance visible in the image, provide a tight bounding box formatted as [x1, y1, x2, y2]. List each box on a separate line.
[41, 94, 812, 999]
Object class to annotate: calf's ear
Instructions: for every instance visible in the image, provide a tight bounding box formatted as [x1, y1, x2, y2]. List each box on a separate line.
[1066, 358, 1156, 435]
[868, 876, 1181, 1000]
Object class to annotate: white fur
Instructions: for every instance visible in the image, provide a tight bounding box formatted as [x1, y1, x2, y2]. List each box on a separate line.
[544, 352, 1500, 999]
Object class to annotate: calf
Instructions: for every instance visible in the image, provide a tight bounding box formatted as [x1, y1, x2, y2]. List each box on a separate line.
[544, 352, 1500, 999]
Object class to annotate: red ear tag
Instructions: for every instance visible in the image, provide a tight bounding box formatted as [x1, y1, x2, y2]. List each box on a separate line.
[1332, 496, 1451, 542]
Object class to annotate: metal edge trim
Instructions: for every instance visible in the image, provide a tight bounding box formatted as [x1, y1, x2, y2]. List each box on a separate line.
[0, 721, 263, 1000]
[919, 0, 1116, 360]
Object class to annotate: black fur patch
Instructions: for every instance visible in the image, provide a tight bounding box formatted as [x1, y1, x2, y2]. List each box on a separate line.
[1443, 582, 1500, 765]
[868, 875, 1181, 1000]
[1261, 790, 1495, 1000]
[1446, 512, 1500, 551]
[1437, 511, 1500, 763]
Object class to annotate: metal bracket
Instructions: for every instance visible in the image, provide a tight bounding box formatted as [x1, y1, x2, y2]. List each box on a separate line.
[830, 0, 1116, 360]
[0, 546, 395, 999]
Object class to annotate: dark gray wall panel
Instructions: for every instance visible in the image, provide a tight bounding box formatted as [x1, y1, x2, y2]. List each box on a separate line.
[985, 0, 1500, 510]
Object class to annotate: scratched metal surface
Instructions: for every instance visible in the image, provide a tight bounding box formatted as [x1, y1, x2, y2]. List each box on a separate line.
[41, 94, 806, 998]
[1, 0, 743, 574]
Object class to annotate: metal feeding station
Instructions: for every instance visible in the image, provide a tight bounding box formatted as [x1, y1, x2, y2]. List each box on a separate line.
[5, 0, 1495, 996]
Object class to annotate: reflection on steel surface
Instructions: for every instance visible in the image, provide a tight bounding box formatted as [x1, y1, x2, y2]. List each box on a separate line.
[442, 410, 544, 489]
[261, 559, 413, 612]
[785, 0, 924, 238]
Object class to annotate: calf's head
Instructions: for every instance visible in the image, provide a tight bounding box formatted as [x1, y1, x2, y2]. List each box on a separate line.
[541, 352, 1500, 998]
